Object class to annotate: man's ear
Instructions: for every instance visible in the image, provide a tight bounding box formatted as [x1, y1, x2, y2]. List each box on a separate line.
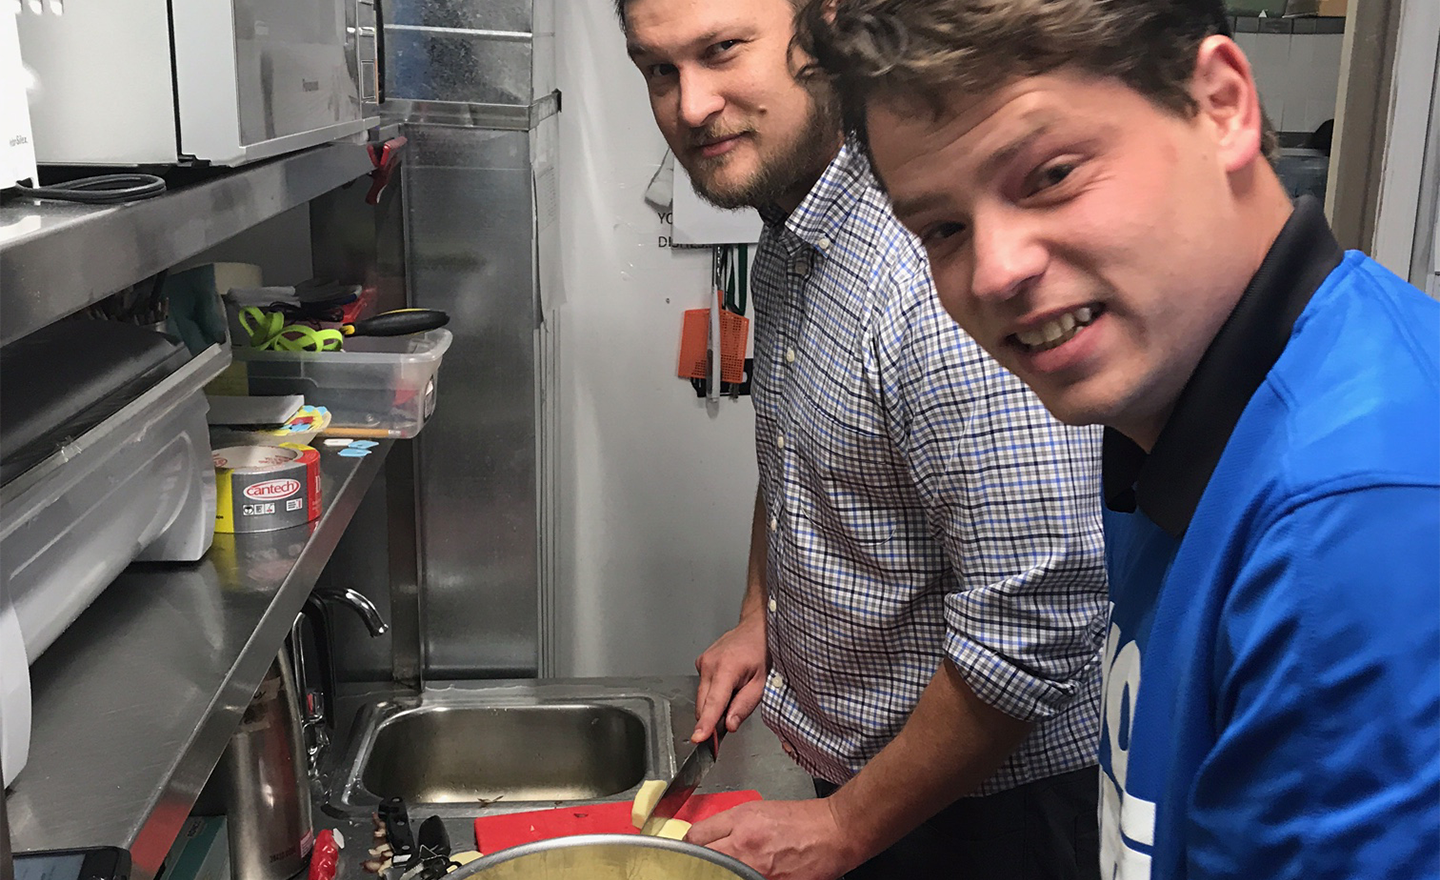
[1190, 35, 1265, 173]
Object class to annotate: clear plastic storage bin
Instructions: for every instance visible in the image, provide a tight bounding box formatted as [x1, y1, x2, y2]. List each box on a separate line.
[223, 329, 453, 438]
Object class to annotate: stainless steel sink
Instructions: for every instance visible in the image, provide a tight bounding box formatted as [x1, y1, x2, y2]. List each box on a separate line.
[328, 684, 674, 817]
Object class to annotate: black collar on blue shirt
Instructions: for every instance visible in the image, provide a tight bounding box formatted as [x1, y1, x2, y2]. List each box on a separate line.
[1102, 196, 1345, 537]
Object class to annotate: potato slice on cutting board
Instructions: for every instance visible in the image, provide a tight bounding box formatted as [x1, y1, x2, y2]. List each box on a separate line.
[655, 818, 691, 840]
[632, 779, 668, 829]
[632, 779, 694, 838]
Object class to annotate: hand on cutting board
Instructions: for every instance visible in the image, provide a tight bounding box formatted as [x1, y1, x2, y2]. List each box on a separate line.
[687, 799, 863, 880]
[693, 610, 768, 743]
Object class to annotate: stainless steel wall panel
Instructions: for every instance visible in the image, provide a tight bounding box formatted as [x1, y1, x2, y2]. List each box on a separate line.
[387, 0, 535, 33]
[385, 29, 534, 105]
[384, 0, 545, 105]
[403, 124, 540, 678]
[533, 0, 557, 98]
[533, 33, 556, 98]
[382, 95, 559, 131]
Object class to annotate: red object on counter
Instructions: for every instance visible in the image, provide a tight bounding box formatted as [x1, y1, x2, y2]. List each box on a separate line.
[366, 136, 407, 205]
[308, 829, 340, 880]
[472, 790, 762, 854]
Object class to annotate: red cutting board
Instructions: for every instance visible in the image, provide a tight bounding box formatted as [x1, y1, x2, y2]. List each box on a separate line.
[473, 790, 762, 853]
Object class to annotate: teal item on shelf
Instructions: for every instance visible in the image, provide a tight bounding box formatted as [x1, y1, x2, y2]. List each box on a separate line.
[163, 265, 233, 356]
[161, 816, 230, 880]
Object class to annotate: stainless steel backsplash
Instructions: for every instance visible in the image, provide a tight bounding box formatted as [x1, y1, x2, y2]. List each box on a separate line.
[383, 0, 555, 106]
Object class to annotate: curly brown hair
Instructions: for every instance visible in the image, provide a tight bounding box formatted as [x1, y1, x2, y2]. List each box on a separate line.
[796, 0, 1276, 156]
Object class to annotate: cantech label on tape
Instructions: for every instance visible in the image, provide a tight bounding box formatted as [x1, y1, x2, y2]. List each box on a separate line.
[245, 478, 301, 500]
[213, 444, 322, 533]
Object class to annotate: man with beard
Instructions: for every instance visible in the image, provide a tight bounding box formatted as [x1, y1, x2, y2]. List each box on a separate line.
[618, 1, 1109, 878]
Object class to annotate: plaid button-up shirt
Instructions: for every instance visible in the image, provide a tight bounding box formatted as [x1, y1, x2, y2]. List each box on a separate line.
[753, 142, 1109, 794]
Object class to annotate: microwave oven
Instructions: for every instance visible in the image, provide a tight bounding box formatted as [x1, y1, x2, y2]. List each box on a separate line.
[17, 0, 379, 167]
[1, 5, 37, 188]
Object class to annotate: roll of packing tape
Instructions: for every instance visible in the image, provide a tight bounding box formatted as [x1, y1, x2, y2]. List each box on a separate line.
[213, 444, 321, 533]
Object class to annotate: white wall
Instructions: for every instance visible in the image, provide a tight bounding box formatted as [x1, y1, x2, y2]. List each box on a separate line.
[1238, 28, 1345, 136]
[1371, 0, 1440, 288]
[550, 0, 758, 676]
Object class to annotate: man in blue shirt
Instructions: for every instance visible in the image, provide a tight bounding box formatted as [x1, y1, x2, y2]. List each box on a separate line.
[806, 0, 1440, 877]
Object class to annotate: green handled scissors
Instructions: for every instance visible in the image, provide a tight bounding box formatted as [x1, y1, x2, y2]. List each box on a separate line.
[240, 306, 344, 352]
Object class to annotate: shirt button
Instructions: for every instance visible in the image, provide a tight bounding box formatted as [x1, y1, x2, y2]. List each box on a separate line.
[775, 435, 785, 450]
[817, 235, 832, 251]
[784, 347, 796, 364]
[768, 516, 778, 532]
[767, 597, 777, 613]
[769, 671, 784, 689]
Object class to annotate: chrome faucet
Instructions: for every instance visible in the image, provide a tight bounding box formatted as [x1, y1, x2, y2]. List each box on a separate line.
[314, 587, 389, 638]
[290, 588, 388, 775]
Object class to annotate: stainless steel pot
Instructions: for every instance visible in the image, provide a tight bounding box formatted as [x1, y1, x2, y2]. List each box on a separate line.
[214, 650, 314, 880]
[450, 834, 766, 880]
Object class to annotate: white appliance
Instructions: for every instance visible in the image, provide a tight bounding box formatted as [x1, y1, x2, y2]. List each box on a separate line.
[0, 575, 28, 788]
[0, 3, 37, 188]
[17, 0, 379, 167]
[1, 0, 37, 782]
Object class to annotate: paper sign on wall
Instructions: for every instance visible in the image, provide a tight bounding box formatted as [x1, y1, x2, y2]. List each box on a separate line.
[671, 165, 762, 246]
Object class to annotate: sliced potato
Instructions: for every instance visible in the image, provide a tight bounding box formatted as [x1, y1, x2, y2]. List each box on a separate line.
[656, 818, 691, 840]
[631, 779, 668, 829]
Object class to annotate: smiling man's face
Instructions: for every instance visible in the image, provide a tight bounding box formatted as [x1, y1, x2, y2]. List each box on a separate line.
[868, 58, 1268, 447]
[625, 0, 840, 211]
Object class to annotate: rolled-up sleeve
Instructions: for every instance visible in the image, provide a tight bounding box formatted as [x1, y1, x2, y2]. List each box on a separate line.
[878, 268, 1109, 723]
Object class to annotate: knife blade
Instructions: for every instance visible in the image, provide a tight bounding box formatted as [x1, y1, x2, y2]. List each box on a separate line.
[639, 730, 722, 836]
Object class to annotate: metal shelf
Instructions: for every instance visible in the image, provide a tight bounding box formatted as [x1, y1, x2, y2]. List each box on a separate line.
[4, 442, 391, 879]
[0, 140, 375, 348]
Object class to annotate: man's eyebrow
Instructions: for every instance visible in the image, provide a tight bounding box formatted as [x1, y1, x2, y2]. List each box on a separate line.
[979, 120, 1054, 181]
[887, 116, 1060, 221]
[627, 29, 725, 60]
[888, 190, 951, 224]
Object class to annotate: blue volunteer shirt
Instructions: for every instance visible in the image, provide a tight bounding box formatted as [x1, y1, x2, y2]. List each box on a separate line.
[1099, 198, 1440, 879]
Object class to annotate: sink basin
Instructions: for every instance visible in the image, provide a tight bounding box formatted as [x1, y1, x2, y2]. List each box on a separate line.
[329, 684, 674, 817]
[365, 704, 648, 803]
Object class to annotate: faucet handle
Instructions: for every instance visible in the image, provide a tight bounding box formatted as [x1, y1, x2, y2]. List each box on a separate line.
[300, 688, 326, 726]
[300, 691, 330, 775]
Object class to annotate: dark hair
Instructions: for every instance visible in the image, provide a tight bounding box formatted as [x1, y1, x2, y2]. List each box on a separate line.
[615, 0, 805, 29]
[796, 0, 1274, 156]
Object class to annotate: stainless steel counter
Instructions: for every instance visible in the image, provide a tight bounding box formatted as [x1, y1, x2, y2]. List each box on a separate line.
[5, 442, 392, 878]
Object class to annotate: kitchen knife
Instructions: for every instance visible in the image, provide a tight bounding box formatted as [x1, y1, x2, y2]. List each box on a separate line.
[639, 730, 723, 836]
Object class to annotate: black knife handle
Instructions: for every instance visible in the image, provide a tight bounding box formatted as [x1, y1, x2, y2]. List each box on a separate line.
[346, 309, 450, 337]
